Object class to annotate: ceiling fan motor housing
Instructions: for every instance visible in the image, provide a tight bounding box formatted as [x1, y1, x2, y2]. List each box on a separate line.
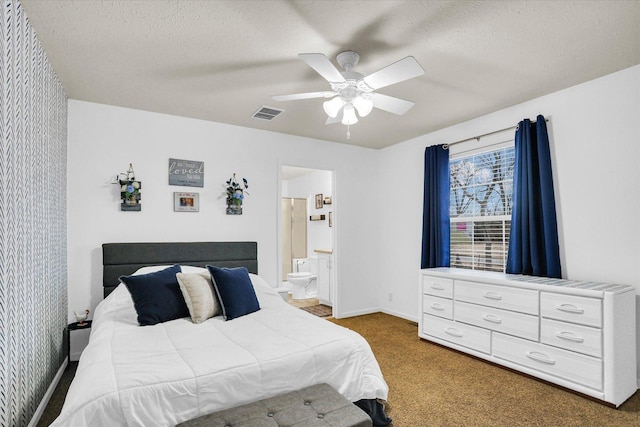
[336, 50, 360, 71]
[331, 70, 373, 103]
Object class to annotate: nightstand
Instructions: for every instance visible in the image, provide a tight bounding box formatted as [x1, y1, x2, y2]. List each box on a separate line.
[67, 320, 92, 362]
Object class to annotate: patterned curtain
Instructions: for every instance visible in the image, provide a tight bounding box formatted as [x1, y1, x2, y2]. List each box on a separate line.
[0, 1, 68, 426]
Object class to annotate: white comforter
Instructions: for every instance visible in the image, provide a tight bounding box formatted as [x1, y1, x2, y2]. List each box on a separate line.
[52, 271, 388, 426]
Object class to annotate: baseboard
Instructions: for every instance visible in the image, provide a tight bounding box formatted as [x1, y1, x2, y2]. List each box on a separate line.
[28, 357, 68, 427]
[380, 308, 418, 323]
[335, 307, 379, 319]
[335, 307, 419, 323]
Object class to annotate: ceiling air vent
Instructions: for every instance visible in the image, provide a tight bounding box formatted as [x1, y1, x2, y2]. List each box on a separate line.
[252, 106, 284, 121]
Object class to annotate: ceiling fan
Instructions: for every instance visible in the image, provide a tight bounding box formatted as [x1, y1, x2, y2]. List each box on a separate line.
[271, 51, 425, 137]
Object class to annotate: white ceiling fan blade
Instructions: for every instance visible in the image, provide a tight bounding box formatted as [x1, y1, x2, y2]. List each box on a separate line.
[299, 53, 346, 83]
[362, 56, 424, 90]
[371, 93, 415, 115]
[271, 91, 336, 101]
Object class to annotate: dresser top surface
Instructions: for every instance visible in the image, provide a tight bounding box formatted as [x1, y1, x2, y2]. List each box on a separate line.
[422, 267, 635, 295]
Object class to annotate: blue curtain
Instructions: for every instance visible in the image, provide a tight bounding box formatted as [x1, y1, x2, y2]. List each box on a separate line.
[506, 115, 561, 278]
[421, 144, 450, 268]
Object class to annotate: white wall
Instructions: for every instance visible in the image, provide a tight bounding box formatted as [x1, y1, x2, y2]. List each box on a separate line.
[378, 65, 640, 373]
[283, 170, 334, 257]
[67, 100, 380, 357]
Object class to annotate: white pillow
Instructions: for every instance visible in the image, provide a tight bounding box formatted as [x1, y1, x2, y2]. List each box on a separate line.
[131, 265, 175, 276]
[249, 273, 271, 290]
[180, 265, 209, 274]
[176, 271, 221, 323]
[131, 265, 208, 276]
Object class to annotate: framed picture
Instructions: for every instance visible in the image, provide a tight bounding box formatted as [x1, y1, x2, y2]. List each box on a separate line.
[174, 192, 199, 212]
[168, 158, 204, 187]
[329, 211, 333, 227]
[315, 193, 323, 209]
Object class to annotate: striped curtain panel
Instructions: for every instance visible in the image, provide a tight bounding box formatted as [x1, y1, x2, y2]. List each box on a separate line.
[1, 1, 68, 426]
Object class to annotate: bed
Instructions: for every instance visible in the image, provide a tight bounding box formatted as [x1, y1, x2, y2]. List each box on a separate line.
[51, 242, 389, 426]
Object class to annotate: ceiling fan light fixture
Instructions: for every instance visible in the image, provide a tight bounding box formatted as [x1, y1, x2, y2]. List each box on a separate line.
[323, 97, 344, 118]
[341, 104, 358, 125]
[353, 97, 373, 117]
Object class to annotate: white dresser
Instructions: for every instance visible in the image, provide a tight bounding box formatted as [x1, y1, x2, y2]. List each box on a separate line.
[418, 268, 637, 406]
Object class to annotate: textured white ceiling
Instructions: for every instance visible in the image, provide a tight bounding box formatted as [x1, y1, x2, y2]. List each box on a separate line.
[21, 0, 640, 149]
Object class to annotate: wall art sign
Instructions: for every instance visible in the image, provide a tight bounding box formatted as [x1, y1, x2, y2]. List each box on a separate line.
[174, 192, 199, 212]
[169, 158, 204, 187]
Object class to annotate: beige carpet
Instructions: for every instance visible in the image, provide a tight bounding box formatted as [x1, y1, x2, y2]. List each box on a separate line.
[330, 312, 640, 427]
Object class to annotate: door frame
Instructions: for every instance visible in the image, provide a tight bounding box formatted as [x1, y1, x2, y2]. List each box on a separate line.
[276, 161, 337, 315]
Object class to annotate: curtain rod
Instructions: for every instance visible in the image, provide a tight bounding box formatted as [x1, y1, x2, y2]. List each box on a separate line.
[443, 118, 549, 149]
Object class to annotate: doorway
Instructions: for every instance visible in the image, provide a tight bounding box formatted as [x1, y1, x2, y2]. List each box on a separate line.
[280, 165, 335, 313]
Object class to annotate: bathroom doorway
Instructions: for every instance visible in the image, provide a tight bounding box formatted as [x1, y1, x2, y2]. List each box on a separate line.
[280, 165, 335, 313]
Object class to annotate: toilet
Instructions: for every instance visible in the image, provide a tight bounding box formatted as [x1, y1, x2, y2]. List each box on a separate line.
[287, 257, 317, 299]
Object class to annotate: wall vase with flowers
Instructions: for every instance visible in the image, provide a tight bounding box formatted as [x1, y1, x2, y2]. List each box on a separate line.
[118, 163, 142, 211]
[225, 173, 248, 215]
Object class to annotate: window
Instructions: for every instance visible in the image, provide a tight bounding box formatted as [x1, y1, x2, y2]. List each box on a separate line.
[450, 145, 514, 272]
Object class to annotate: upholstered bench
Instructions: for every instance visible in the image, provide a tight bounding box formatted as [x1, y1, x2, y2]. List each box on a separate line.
[177, 383, 373, 427]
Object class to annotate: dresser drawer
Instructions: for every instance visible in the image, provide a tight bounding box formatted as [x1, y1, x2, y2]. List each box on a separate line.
[455, 301, 539, 341]
[493, 333, 602, 390]
[541, 318, 602, 358]
[540, 293, 602, 327]
[455, 281, 538, 315]
[423, 276, 453, 299]
[423, 294, 453, 320]
[422, 315, 491, 354]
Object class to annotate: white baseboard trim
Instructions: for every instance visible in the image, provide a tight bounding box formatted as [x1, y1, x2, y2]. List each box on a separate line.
[334, 307, 379, 319]
[334, 307, 419, 323]
[380, 308, 418, 323]
[28, 357, 68, 427]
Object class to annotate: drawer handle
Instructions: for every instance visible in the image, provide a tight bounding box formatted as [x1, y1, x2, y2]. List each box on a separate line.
[430, 283, 446, 291]
[526, 351, 556, 365]
[556, 331, 584, 343]
[444, 327, 463, 338]
[430, 303, 445, 311]
[482, 314, 502, 324]
[483, 292, 502, 301]
[556, 304, 584, 314]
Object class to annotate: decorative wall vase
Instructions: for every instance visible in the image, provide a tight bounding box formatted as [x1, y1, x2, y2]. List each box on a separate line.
[226, 204, 242, 215]
[120, 179, 142, 211]
[225, 173, 248, 215]
[118, 163, 141, 211]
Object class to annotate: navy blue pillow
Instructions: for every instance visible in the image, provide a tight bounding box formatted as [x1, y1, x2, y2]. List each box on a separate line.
[120, 264, 189, 326]
[206, 266, 260, 320]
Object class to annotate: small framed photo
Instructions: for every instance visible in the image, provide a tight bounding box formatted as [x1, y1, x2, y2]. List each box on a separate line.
[329, 211, 333, 227]
[174, 192, 199, 212]
[315, 193, 323, 209]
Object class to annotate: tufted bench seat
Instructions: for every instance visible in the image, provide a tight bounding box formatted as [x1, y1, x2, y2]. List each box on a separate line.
[177, 383, 373, 427]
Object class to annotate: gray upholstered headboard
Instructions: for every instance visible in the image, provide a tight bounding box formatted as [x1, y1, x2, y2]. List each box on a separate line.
[102, 241, 258, 298]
